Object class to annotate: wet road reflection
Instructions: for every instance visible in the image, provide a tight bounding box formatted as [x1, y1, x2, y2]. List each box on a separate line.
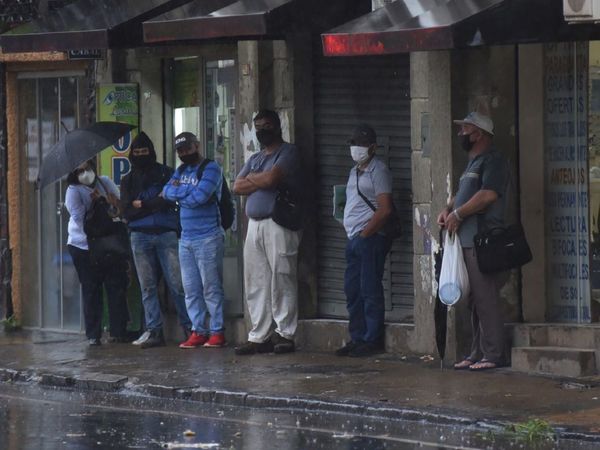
[0, 383, 595, 449]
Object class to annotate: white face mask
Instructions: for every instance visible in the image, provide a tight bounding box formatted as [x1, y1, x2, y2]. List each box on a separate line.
[78, 170, 96, 186]
[350, 145, 370, 164]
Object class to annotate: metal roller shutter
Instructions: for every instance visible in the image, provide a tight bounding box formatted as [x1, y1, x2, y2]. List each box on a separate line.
[314, 52, 413, 322]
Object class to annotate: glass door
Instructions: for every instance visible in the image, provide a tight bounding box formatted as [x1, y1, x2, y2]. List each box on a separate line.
[205, 59, 243, 316]
[19, 75, 83, 331]
[167, 55, 243, 316]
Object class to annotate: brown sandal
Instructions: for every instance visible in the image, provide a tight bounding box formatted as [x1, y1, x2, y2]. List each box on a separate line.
[453, 358, 475, 370]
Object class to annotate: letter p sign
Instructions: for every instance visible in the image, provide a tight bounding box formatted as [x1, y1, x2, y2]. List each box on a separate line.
[112, 156, 131, 186]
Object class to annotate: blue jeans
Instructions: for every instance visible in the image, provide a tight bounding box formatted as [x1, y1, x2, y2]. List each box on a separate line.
[179, 232, 225, 334]
[344, 234, 391, 344]
[130, 231, 191, 331]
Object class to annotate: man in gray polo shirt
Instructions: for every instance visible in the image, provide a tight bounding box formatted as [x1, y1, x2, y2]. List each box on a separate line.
[437, 111, 509, 372]
[233, 109, 303, 356]
[336, 124, 393, 358]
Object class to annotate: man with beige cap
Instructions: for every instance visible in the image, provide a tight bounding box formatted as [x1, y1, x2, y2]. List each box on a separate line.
[436, 111, 509, 371]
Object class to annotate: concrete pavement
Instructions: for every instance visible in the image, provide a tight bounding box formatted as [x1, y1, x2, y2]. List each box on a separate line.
[1, 330, 600, 443]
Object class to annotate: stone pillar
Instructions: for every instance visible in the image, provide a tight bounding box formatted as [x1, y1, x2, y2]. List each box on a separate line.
[518, 44, 546, 322]
[0, 63, 9, 320]
[290, 33, 317, 318]
[408, 51, 452, 356]
[237, 38, 317, 319]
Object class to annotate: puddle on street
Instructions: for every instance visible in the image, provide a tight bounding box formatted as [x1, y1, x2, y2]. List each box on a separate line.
[0, 383, 596, 449]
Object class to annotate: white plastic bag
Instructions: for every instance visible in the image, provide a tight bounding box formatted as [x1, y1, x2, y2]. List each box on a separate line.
[438, 231, 470, 306]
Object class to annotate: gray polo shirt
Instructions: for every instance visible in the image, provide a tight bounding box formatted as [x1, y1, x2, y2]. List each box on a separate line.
[454, 148, 508, 248]
[343, 157, 392, 238]
[237, 142, 302, 220]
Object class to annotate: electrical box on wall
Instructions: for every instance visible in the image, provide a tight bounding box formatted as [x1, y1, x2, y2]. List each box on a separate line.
[564, 0, 600, 22]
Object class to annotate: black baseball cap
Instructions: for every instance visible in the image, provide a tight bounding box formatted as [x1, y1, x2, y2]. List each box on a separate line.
[349, 124, 377, 145]
[174, 132, 199, 150]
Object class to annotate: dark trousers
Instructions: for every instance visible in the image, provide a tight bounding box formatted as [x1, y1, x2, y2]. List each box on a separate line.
[68, 245, 129, 339]
[463, 247, 509, 364]
[344, 234, 391, 344]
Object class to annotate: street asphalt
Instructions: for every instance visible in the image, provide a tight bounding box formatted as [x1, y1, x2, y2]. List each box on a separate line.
[0, 330, 599, 446]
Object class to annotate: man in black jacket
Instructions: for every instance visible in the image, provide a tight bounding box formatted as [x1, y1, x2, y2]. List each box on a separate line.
[121, 132, 191, 348]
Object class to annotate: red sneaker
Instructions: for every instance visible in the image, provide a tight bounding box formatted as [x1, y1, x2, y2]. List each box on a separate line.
[179, 332, 208, 349]
[203, 332, 226, 348]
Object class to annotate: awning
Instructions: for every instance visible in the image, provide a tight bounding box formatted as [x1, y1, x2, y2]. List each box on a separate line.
[0, 0, 194, 53]
[143, 0, 294, 43]
[321, 0, 600, 57]
[143, 0, 371, 44]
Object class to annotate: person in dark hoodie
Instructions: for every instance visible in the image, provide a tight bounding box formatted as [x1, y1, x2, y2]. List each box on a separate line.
[120, 132, 192, 349]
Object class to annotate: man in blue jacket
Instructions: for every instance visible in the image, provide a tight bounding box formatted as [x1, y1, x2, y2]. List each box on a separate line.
[163, 132, 226, 349]
[121, 132, 191, 349]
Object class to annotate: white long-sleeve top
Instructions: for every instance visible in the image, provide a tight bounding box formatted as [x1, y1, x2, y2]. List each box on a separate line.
[65, 176, 120, 250]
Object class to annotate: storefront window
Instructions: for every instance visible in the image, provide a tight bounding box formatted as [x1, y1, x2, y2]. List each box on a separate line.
[544, 42, 590, 322]
[18, 75, 83, 330]
[173, 57, 201, 166]
[168, 55, 242, 316]
[589, 42, 600, 317]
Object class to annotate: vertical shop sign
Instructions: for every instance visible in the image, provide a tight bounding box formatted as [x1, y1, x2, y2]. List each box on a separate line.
[96, 84, 139, 185]
[544, 42, 590, 322]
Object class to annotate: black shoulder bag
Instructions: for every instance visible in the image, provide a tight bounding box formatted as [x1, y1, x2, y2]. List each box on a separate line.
[83, 178, 130, 267]
[270, 150, 303, 231]
[355, 168, 402, 240]
[472, 160, 532, 274]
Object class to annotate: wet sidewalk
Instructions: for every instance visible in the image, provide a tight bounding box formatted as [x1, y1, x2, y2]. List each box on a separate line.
[1, 330, 599, 440]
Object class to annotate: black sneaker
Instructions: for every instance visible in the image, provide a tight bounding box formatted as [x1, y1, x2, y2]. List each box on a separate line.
[335, 341, 360, 357]
[140, 329, 165, 349]
[234, 340, 274, 356]
[88, 338, 101, 346]
[348, 342, 384, 357]
[271, 334, 295, 354]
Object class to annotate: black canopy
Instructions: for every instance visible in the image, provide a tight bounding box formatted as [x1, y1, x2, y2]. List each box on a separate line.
[322, 0, 600, 57]
[0, 0, 193, 53]
[143, 0, 298, 43]
[143, 0, 371, 43]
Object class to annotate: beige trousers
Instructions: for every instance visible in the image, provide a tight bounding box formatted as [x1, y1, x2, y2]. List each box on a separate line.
[244, 218, 301, 343]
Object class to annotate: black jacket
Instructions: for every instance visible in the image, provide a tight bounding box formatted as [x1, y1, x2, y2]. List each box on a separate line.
[120, 162, 179, 233]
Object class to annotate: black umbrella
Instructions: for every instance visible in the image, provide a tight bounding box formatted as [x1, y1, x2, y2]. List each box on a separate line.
[37, 121, 136, 188]
[434, 228, 448, 368]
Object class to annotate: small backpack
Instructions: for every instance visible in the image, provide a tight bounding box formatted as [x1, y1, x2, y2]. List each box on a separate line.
[178, 159, 235, 230]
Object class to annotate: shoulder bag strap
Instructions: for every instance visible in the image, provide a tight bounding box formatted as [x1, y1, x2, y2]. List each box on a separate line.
[355, 168, 377, 212]
[95, 176, 109, 197]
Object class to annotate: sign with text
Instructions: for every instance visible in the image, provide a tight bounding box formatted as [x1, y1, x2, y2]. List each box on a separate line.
[544, 42, 591, 322]
[96, 84, 139, 186]
[68, 49, 102, 60]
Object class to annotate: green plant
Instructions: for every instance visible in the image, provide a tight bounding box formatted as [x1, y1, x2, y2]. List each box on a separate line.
[505, 418, 555, 448]
[1, 315, 21, 332]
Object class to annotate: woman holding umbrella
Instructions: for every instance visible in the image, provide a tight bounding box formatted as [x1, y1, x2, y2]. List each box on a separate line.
[65, 161, 130, 346]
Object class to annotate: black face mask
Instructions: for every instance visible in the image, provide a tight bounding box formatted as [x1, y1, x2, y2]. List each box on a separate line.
[130, 154, 153, 169]
[180, 153, 200, 165]
[256, 129, 278, 147]
[461, 133, 475, 152]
